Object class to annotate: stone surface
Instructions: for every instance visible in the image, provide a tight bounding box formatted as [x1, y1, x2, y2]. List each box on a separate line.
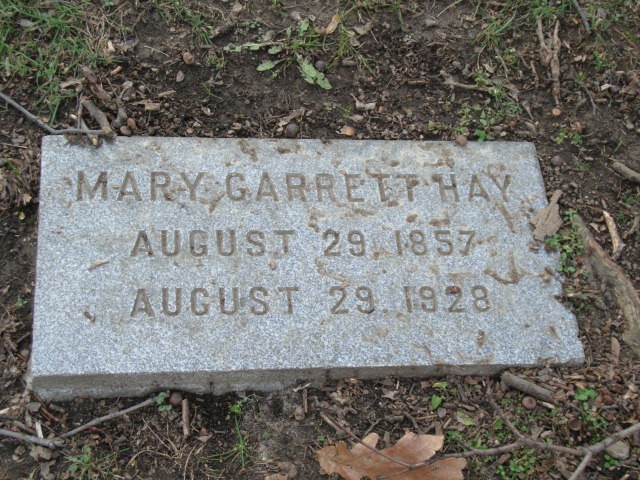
[31, 137, 584, 399]
[605, 441, 630, 460]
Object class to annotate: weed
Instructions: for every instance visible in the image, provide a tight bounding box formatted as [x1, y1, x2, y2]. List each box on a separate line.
[155, 0, 217, 45]
[545, 211, 584, 274]
[0, 0, 106, 120]
[430, 394, 443, 410]
[65, 445, 119, 479]
[496, 448, 539, 479]
[225, 17, 332, 89]
[206, 398, 251, 467]
[155, 391, 172, 411]
[603, 452, 620, 469]
[554, 124, 582, 146]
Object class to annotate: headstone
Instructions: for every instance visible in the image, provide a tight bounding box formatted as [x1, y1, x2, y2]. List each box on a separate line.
[31, 137, 583, 400]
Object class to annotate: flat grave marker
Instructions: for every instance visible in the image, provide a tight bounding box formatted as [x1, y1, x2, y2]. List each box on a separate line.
[31, 137, 583, 399]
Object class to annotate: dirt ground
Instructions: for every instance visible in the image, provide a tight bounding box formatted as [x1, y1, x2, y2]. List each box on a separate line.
[1, 0, 640, 478]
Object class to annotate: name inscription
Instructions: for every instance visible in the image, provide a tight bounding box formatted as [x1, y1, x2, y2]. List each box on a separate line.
[68, 151, 522, 322]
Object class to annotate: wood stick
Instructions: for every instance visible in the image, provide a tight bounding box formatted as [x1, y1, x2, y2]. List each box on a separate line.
[0, 428, 63, 449]
[570, 0, 591, 34]
[501, 372, 555, 403]
[603, 210, 625, 260]
[181, 398, 190, 438]
[81, 99, 116, 138]
[612, 161, 640, 184]
[60, 397, 155, 439]
[0, 91, 104, 136]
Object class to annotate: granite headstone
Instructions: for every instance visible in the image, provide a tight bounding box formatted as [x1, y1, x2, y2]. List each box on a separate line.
[31, 137, 584, 399]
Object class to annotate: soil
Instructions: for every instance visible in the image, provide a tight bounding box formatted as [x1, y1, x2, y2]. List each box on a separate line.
[1, 1, 639, 479]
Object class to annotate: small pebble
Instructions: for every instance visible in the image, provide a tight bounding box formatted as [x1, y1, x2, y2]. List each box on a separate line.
[455, 134, 468, 146]
[169, 391, 183, 407]
[314, 60, 327, 71]
[182, 52, 195, 65]
[176, 71, 185, 83]
[119, 125, 132, 136]
[551, 107, 562, 117]
[126, 117, 137, 131]
[522, 396, 537, 410]
[610, 85, 620, 94]
[606, 440, 630, 460]
[284, 123, 299, 138]
[339, 125, 355, 136]
[551, 155, 565, 167]
[568, 417, 582, 432]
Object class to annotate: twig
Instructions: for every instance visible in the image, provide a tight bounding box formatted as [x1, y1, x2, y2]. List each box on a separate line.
[440, 70, 492, 94]
[570, 0, 591, 34]
[612, 161, 640, 184]
[0, 428, 63, 449]
[0, 91, 105, 136]
[60, 397, 155, 439]
[181, 398, 190, 438]
[82, 99, 116, 138]
[501, 371, 555, 403]
[603, 210, 625, 260]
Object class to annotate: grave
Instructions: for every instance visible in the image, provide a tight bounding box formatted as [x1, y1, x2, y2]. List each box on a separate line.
[31, 136, 583, 399]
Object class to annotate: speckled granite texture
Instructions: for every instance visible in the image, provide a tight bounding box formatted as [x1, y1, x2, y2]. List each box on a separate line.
[30, 137, 583, 399]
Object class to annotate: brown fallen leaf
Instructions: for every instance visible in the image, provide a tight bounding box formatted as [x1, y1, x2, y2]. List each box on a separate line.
[530, 190, 563, 241]
[317, 432, 466, 480]
[319, 13, 341, 36]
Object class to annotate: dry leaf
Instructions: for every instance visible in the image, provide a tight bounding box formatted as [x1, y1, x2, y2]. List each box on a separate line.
[339, 125, 355, 136]
[321, 14, 341, 35]
[317, 432, 466, 480]
[530, 190, 563, 241]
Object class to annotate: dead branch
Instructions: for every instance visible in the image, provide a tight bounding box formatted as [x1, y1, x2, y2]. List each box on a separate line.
[500, 372, 554, 403]
[0, 91, 104, 136]
[60, 397, 155, 439]
[0, 428, 63, 449]
[537, 19, 562, 106]
[612, 161, 640, 184]
[603, 210, 625, 260]
[574, 214, 640, 356]
[570, 0, 591, 34]
[181, 398, 190, 438]
[81, 99, 116, 138]
[440, 70, 493, 94]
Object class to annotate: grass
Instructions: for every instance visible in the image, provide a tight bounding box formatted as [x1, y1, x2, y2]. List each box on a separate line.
[154, 0, 218, 45]
[65, 445, 120, 479]
[205, 398, 252, 468]
[0, 0, 107, 121]
[545, 211, 584, 275]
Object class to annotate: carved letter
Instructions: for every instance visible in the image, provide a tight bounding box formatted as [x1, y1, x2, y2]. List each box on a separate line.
[117, 172, 142, 201]
[218, 287, 239, 314]
[191, 288, 209, 315]
[162, 287, 182, 316]
[256, 172, 279, 201]
[130, 288, 154, 317]
[150, 172, 170, 201]
[226, 173, 247, 201]
[180, 172, 204, 201]
[131, 230, 153, 256]
[77, 171, 107, 201]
